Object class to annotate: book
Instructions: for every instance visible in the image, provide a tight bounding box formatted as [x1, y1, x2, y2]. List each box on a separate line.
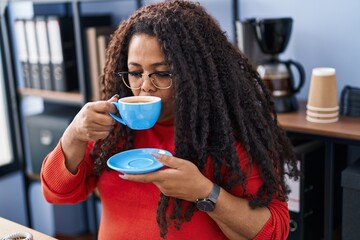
[47, 16, 78, 92]
[97, 33, 111, 74]
[25, 19, 42, 89]
[14, 19, 31, 88]
[35, 16, 53, 90]
[85, 26, 113, 101]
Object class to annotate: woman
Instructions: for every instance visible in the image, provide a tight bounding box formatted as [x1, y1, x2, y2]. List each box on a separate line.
[41, 1, 300, 239]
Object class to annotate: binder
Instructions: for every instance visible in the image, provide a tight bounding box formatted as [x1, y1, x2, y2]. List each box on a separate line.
[46, 15, 111, 93]
[47, 16, 78, 92]
[287, 141, 325, 240]
[25, 19, 42, 89]
[14, 19, 31, 88]
[85, 26, 113, 101]
[35, 16, 53, 91]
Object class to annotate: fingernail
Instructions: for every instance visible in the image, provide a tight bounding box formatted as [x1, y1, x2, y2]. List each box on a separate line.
[112, 94, 119, 99]
[119, 174, 128, 179]
[151, 152, 162, 159]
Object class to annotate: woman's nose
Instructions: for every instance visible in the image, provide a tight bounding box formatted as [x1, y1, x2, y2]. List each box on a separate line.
[140, 76, 156, 92]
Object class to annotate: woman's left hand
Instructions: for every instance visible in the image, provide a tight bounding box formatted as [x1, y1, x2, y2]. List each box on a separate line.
[119, 154, 213, 202]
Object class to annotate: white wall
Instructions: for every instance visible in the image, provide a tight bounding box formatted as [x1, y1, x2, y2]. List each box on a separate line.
[239, 0, 360, 100]
[147, 0, 360, 101]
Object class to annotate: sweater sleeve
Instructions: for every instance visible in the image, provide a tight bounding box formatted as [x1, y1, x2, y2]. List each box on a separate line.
[234, 143, 290, 240]
[253, 199, 289, 240]
[41, 139, 98, 204]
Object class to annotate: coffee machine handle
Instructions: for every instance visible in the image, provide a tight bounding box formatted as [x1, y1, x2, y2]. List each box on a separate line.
[285, 60, 305, 94]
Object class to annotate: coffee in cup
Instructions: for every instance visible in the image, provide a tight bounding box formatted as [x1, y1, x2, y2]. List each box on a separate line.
[109, 96, 161, 130]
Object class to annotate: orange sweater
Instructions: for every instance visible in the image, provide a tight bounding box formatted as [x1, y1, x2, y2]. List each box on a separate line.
[41, 120, 289, 239]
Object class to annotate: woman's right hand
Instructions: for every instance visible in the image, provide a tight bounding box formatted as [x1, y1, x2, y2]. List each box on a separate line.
[61, 95, 118, 173]
[66, 95, 119, 143]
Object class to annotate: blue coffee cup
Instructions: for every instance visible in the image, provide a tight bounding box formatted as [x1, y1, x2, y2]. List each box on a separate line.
[109, 96, 161, 130]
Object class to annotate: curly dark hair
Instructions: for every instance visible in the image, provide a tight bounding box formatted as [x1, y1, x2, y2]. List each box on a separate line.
[91, 0, 300, 238]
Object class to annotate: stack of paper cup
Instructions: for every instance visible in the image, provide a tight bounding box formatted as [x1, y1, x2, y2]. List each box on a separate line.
[306, 67, 339, 123]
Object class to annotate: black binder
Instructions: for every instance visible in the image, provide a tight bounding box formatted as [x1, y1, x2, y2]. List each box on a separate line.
[287, 141, 325, 240]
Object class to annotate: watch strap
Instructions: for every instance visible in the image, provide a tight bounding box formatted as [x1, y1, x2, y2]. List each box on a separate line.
[208, 183, 220, 204]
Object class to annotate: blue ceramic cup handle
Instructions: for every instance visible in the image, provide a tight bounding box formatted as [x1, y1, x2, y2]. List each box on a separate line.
[109, 102, 126, 126]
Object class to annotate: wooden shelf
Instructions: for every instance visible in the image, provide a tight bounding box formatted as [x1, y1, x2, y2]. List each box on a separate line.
[277, 100, 360, 141]
[18, 88, 84, 106]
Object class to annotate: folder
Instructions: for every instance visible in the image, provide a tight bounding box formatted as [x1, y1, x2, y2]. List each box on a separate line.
[35, 16, 53, 91]
[25, 19, 42, 89]
[14, 19, 31, 88]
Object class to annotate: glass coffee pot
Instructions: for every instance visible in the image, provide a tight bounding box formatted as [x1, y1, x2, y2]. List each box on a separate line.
[254, 17, 305, 112]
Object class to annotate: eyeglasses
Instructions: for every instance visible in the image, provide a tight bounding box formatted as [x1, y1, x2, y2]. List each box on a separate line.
[117, 71, 173, 90]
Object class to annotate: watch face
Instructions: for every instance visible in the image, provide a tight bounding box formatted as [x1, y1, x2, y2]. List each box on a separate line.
[196, 200, 215, 212]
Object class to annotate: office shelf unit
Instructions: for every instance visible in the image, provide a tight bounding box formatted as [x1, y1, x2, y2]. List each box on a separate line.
[0, 0, 142, 236]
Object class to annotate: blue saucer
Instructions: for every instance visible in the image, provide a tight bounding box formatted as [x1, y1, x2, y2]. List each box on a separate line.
[107, 148, 172, 174]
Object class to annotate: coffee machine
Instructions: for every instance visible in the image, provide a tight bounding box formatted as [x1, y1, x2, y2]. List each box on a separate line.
[236, 18, 305, 112]
[236, 18, 267, 67]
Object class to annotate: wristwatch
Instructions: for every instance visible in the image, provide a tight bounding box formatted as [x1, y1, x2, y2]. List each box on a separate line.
[195, 183, 220, 212]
